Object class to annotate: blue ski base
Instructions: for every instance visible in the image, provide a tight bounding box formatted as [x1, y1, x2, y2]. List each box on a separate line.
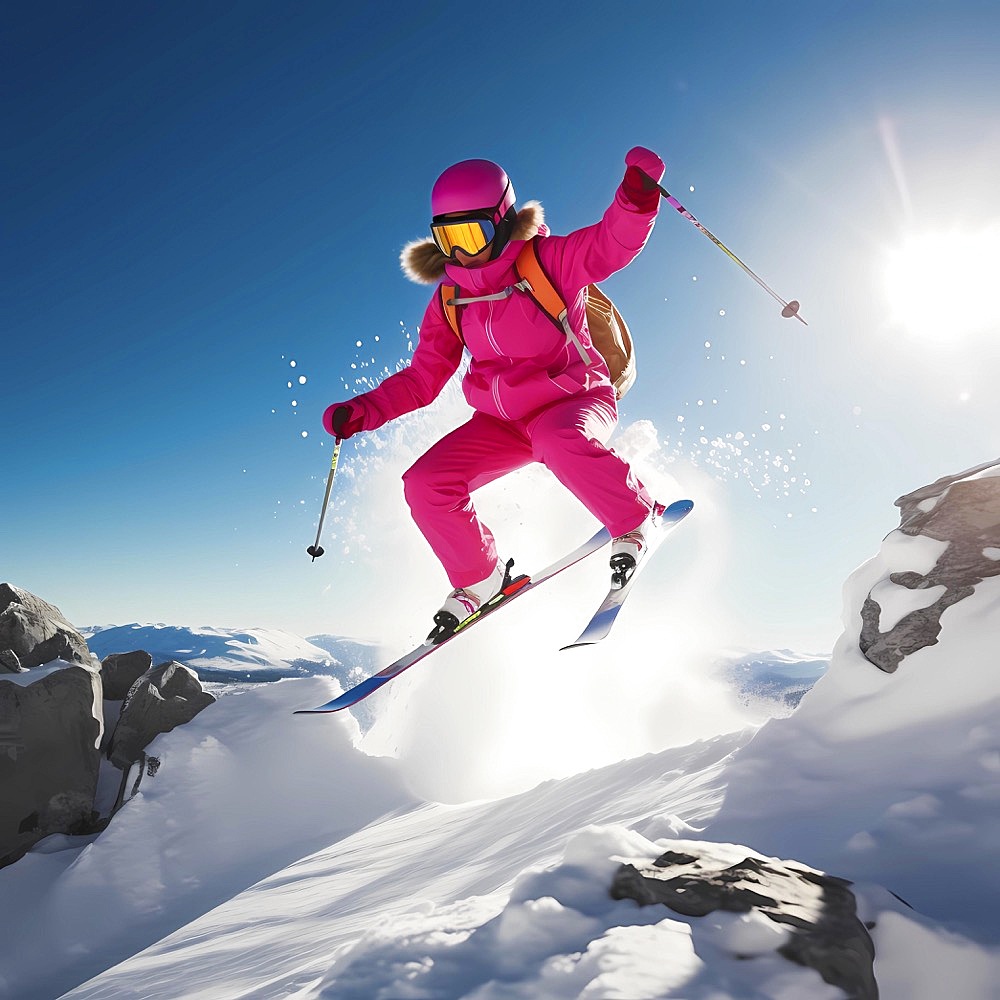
[295, 526, 611, 714]
[295, 499, 694, 714]
[560, 499, 694, 650]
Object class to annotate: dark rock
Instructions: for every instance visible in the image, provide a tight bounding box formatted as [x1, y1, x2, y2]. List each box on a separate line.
[0, 583, 93, 670]
[107, 661, 215, 768]
[612, 842, 877, 999]
[0, 662, 103, 868]
[100, 650, 153, 700]
[0, 649, 22, 674]
[860, 463, 1000, 673]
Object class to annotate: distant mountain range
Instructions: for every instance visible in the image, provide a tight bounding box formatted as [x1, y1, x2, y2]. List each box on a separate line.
[81, 623, 827, 732]
[719, 649, 829, 709]
[83, 623, 378, 684]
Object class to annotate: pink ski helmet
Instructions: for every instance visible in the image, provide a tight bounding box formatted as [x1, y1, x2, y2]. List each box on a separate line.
[430, 159, 518, 261]
[431, 159, 516, 219]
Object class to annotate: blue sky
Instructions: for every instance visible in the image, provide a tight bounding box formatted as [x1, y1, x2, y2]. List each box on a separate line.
[5, 1, 1000, 649]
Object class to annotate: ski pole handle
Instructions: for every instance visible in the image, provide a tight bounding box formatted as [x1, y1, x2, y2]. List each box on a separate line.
[641, 170, 807, 325]
[307, 438, 342, 562]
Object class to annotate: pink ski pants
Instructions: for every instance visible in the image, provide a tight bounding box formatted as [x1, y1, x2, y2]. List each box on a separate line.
[402, 388, 653, 587]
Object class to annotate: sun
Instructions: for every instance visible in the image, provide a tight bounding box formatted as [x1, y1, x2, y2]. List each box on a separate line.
[883, 227, 1000, 340]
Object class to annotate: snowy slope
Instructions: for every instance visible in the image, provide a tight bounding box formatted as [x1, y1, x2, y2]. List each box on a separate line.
[27, 676, 999, 1000]
[0, 678, 414, 1000]
[42, 683, 755, 1000]
[707, 465, 1000, 941]
[5, 462, 1000, 998]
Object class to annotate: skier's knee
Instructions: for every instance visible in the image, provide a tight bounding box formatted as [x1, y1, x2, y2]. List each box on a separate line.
[402, 460, 428, 510]
[403, 458, 464, 512]
[532, 427, 599, 466]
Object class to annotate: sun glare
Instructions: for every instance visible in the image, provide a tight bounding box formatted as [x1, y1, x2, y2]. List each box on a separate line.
[883, 228, 1000, 340]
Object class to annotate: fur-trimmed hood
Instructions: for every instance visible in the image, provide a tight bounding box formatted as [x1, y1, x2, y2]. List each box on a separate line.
[399, 201, 546, 285]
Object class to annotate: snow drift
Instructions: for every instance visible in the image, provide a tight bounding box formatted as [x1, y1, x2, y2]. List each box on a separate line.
[3, 459, 1000, 999]
[708, 458, 1000, 941]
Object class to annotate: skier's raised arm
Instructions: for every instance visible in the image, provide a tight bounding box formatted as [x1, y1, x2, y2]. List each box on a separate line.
[537, 146, 665, 295]
[323, 293, 464, 438]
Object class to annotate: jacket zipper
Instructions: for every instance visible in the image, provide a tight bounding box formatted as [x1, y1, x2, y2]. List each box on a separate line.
[483, 299, 512, 420]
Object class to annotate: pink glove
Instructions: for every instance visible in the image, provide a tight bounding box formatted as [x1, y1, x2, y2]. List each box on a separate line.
[322, 401, 363, 439]
[621, 146, 664, 210]
[625, 146, 665, 185]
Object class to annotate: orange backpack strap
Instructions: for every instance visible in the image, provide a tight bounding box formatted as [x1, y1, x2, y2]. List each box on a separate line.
[515, 238, 593, 365]
[439, 284, 463, 344]
[514, 239, 567, 331]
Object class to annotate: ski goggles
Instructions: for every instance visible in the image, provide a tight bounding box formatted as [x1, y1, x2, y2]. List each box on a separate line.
[430, 214, 498, 258]
[430, 178, 514, 259]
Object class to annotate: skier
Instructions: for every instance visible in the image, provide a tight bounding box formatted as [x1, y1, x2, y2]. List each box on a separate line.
[323, 146, 667, 641]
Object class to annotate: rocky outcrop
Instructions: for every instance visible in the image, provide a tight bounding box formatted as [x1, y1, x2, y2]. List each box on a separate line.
[0, 648, 21, 673]
[1, 584, 105, 866]
[612, 841, 878, 999]
[1, 663, 104, 867]
[0, 584, 93, 672]
[1, 583, 224, 872]
[100, 650, 153, 700]
[107, 661, 215, 769]
[859, 459, 1000, 672]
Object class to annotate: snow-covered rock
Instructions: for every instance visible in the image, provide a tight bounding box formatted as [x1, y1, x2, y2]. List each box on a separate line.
[860, 457, 1000, 672]
[1, 585, 104, 867]
[0, 660, 103, 868]
[0, 583, 94, 672]
[106, 661, 215, 769]
[611, 840, 876, 999]
[313, 826, 875, 1000]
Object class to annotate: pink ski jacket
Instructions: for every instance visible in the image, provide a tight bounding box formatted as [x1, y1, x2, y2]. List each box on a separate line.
[333, 179, 659, 435]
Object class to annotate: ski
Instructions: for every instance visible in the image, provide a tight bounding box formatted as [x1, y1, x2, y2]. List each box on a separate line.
[561, 499, 694, 650]
[295, 526, 612, 714]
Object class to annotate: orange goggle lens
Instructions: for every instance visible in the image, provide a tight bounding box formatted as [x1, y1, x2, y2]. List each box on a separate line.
[430, 217, 496, 258]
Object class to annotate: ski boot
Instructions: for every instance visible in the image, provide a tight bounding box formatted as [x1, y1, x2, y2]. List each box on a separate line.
[610, 502, 666, 589]
[427, 557, 517, 644]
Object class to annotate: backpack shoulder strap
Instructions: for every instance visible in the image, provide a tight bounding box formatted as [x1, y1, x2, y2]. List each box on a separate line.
[514, 238, 566, 332]
[439, 284, 463, 344]
[515, 238, 594, 366]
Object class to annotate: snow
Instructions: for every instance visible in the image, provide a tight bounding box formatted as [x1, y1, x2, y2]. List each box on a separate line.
[1, 659, 98, 688]
[706, 525, 1000, 944]
[5, 467, 1000, 997]
[1, 678, 414, 1000]
[47, 727, 752, 1000]
[868, 908, 1000, 999]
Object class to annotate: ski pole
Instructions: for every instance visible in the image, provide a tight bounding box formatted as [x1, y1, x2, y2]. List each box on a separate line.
[641, 171, 807, 325]
[306, 438, 342, 561]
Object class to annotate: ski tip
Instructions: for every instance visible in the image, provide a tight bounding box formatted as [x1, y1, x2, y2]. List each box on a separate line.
[560, 642, 592, 652]
[665, 498, 695, 517]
